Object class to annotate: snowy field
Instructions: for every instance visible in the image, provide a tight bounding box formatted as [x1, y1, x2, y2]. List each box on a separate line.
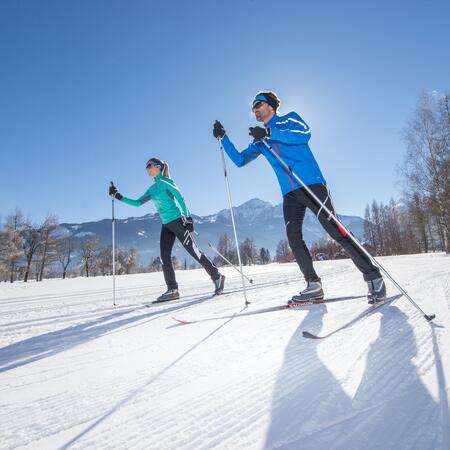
[1, 253, 449, 450]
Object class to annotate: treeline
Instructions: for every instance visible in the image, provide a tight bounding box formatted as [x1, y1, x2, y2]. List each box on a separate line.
[364, 91, 449, 255]
[0, 213, 275, 283]
[212, 233, 271, 266]
[0, 211, 141, 282]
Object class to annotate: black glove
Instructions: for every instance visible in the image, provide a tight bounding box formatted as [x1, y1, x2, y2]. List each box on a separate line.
[109, 182, 123, 201]
[182, 216, 194, 232]
[249, 126, 270, 141]
[213, 120, 226, 140]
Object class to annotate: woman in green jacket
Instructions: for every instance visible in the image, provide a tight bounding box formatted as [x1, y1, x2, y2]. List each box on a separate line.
[109, 158, 225, 302]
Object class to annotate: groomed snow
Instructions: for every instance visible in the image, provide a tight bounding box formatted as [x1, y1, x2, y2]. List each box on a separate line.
[1, 254, 449, 449]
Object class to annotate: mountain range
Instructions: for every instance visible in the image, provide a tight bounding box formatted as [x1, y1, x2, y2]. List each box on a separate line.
[60, 198, 366, 264]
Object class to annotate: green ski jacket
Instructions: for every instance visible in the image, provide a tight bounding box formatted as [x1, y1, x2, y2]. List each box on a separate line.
[120, 173, 190, 224]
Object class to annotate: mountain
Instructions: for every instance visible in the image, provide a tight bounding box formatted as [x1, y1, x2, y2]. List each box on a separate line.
[60, 198, 366, 264]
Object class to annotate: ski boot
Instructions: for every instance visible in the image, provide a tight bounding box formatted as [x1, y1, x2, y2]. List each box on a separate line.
[367, 278, 386, 304]
[214, 274, 225, 295]
[288, 280, 324, 307]
[155, 289, 180, 303]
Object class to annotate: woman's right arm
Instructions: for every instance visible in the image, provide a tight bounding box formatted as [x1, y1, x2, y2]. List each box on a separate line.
[120, 188, 152, 207]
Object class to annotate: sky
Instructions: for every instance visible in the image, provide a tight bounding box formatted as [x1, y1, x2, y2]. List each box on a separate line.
[1, 0, 449, 224]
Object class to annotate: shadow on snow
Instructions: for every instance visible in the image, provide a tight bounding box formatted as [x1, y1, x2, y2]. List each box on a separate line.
[264, 305, 442, 449]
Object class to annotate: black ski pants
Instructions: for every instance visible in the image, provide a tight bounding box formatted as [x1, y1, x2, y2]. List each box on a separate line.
[283, 184, 381, 283]
[160, 218, 220, 290]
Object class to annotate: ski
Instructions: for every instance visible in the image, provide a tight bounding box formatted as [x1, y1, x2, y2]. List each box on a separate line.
[143, 276, 299, 308]
[172, 295, 367, 325]
[287, 294, 366, 308]
[302, 294, 403, 339]
[145, 292, 220, 308]
[172, 304, 289, 325]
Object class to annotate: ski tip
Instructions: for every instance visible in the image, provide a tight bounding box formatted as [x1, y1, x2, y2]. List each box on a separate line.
[302, 331, 320, 339]
[172, 316, 192, 325]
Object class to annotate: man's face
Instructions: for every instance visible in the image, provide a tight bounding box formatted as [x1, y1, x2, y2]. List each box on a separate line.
[252, 101, 273, 123]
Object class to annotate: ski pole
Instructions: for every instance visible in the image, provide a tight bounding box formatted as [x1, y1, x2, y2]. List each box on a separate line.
[111, 182, 116, 307]
[260, 139, 435, 322]
[218, 140, 250, 306]
[208, 243, 254, 284]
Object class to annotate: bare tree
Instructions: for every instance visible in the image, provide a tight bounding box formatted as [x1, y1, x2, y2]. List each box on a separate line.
[21, 219, 42, 282]
[274, 239, 294, 263]
[118, 247, 138, 274]
[96, 246, 112, 276]
[259, 247, 271, 264]
[363, 205, 376, 249]
[80, 238, 98, 277]
[171, 255, 181, 270]
[0, 210, 25, 283]
[310, 237, 346, 260]
[214, 233, 237, 266]
[36, 215, 59, 281]
[149, 256, 162, 272]
[401, 91, 450, 252]
[56, 236, 73, 279]
[408, 192, 430, 253]
[239, 237, 258, 265]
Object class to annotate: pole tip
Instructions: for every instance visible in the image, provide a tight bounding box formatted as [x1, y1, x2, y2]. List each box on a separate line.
[425, 314, 436, 321]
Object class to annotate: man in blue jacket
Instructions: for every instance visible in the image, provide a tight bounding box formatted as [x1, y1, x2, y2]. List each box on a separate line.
[213, 91, 386, 303]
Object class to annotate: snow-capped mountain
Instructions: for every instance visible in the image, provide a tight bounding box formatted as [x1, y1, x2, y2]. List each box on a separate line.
[60, 198, 366, 263]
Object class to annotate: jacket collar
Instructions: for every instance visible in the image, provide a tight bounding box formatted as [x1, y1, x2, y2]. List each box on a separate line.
[266, 114, 279, 128]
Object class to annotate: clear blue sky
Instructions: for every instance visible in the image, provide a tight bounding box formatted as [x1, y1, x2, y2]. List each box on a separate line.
[1, 0, 449, 224]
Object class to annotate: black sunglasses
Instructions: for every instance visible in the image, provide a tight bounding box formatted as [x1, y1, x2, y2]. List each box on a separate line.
[252, 101, 265, 110]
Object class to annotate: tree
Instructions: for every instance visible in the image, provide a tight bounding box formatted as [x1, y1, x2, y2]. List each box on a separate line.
[401, 91, 450, 252]
[149, 256, 162, 272]
[240, 237, 258, 265]
[80, 238, 98, 277]
[96, 246, 112, 276]
[56, 236, 74, 279]
[275, 239, 294, 263]
[120, 248, 138, 274]
[310, 237, 345, 260]
[363, 205, 376, 249]
[215, 233, 237, 266]
[171, 255, 181, 270]
[36, 215, 59, 281]
[0, 210, 25, 283]
[259, 247, 271, 264]
[21, 219, 42, 282]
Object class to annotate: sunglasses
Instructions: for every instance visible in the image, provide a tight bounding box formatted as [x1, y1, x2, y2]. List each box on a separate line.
[252, 101, 266, 110]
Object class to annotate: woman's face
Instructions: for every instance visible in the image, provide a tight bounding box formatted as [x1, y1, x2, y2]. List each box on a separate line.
[147, 165, 160, 177]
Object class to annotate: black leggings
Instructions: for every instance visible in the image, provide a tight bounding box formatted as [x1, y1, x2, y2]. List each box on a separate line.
[283, 184, 381, 282]
[160, 218, 220, 289]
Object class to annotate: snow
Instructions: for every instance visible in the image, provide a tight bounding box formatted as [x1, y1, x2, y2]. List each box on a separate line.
[1, 254, 449, 450]
[74, 232, 96, 238]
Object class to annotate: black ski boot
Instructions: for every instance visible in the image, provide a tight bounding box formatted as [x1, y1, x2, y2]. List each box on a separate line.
[214, 274, 225, 295]
[290, 280, 324, 305]
[367, 278, 386, 304]
[155, 289, 180, 303]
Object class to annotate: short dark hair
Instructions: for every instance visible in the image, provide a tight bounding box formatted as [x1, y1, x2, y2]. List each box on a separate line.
[254, 91, 281, 112]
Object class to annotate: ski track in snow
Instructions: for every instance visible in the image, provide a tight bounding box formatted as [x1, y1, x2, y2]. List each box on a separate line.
[0, 255, 449, 450]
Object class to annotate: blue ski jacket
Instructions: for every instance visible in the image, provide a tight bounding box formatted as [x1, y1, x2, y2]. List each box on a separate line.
[221, 111, 326, 196]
